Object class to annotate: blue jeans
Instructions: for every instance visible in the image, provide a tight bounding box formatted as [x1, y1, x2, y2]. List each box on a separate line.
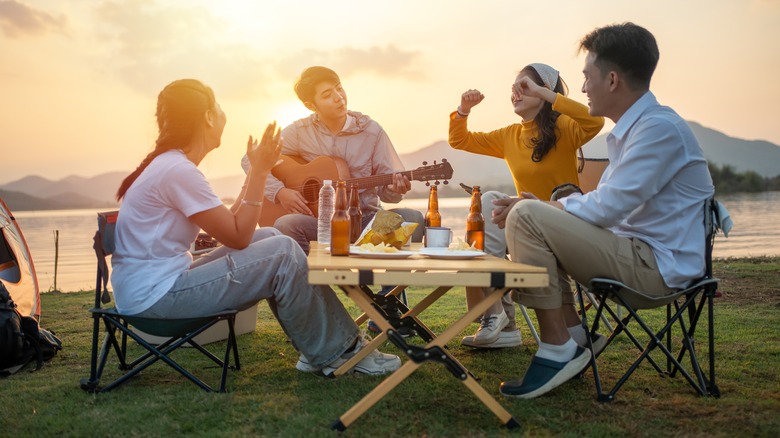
[134, 228, 359, 368]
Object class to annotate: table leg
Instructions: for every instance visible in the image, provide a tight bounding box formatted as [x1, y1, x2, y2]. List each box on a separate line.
[332, 285, 520, 430]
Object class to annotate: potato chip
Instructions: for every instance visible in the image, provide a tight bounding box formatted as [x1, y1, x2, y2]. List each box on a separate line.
[358, 242, 400, 253]
[371, 210, 404, 235]
[448, 238, 479, 251]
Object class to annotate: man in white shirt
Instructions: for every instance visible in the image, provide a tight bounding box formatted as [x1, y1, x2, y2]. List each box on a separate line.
[494, 23, 715, 399]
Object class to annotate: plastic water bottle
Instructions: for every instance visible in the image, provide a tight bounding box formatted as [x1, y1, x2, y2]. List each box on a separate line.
[317, 180, 335, 244]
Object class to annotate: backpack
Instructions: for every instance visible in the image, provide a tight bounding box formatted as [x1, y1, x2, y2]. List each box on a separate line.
[0, 283, 62, 376]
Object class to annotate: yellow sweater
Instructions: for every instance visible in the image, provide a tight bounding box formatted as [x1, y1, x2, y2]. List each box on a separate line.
[448, 94, 604, 199]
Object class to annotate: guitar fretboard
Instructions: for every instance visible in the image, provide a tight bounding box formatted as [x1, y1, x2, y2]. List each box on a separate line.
[346, 170, 414, 190]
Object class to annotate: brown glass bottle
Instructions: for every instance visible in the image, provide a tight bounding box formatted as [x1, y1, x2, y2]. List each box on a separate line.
[330, 181, 350, 256]
[465, 185, 485, 250]
[425, 185, 441, 228]
[348, 184, 363, 244]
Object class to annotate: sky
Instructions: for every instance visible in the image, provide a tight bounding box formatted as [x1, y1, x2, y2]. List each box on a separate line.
[2, 0, 780, 184]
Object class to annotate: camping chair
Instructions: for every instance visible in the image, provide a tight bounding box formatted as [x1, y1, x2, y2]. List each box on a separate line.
[80, 211, 240, 393]
[578, 197, 728, 401]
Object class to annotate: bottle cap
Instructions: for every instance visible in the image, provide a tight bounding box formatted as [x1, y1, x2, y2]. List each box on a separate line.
[324, 180, 332, 185]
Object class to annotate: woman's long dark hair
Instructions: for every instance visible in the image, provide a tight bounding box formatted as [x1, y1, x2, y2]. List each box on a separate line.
[522, 65, 568, 162]
[115, 79, 216, 201]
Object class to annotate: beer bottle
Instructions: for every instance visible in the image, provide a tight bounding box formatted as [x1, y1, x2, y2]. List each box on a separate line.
[330, 181, 350, 256]
[465, 185, 485, 250]
[348, 184, 363, 244]
[425, 185, 441, 228]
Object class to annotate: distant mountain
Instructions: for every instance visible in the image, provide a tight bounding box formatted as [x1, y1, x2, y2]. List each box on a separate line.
[582, 121, 780, 177]
[1, 172, 126, 205]
[2, 122, 778, 211]
[0, 189, 116, 211]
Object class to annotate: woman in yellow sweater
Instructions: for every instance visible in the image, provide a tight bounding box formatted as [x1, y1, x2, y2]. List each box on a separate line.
[449, 63, 604, 349]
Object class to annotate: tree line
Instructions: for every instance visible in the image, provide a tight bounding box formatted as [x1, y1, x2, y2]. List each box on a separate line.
[709, 163, 780, 194]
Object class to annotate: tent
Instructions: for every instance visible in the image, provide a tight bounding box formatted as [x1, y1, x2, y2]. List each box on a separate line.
[0, 197, 40, 318]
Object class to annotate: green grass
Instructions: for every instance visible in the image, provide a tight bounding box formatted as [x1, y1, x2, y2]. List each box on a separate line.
[1, 258, 779, 437]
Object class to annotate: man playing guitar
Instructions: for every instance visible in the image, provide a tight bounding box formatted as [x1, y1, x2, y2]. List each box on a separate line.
[242, 66, 424, 254]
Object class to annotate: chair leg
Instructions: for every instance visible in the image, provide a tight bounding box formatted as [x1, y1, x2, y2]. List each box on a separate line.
[706, 287, 719, 397]
[576, 283, 614, 333]
[92, 314, 240, 393]
[518, 304, 540, 346]
[218, 315, 237, 393]
[80, 312, 104, 392]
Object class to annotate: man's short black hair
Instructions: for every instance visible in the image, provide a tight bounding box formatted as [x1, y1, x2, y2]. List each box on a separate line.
[579, 22, 659, 91]
[294, 66, 341, 103]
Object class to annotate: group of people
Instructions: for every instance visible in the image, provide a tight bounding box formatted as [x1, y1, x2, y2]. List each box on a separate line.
[111, 22, 714, 399]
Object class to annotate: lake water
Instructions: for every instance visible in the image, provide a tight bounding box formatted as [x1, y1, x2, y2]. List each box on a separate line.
[11, 191, 779, 293]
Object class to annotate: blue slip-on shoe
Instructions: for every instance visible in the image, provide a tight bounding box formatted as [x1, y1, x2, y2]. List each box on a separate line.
[499, 346, 591, 399]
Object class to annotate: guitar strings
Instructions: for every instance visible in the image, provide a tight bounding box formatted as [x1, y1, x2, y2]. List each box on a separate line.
[279, 171, 416, 196]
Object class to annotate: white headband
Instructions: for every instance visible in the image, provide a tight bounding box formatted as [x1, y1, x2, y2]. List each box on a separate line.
[529, 63, 559, 91]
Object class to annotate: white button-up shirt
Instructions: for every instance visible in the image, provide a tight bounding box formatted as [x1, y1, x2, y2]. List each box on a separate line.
[561, 92, 714, 288]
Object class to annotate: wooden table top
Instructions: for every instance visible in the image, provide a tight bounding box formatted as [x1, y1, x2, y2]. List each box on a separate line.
[306, 242, 548, 288]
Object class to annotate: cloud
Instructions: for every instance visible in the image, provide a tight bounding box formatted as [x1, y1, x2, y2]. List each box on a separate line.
[276, 45, 424, 81]
[92, 1, 272, 99]
[90, 1, 424, 100]
[0, 0, 68, 38]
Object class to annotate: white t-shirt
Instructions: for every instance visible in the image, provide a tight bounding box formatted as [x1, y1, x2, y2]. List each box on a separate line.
[111, 150, 223, 315]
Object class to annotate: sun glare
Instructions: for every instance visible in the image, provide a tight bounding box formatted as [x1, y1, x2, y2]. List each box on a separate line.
[201, 2, 275, 44]
[273, 101, 312, 129]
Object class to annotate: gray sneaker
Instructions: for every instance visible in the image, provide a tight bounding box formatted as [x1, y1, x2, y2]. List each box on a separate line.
[323, 333, 401, 377]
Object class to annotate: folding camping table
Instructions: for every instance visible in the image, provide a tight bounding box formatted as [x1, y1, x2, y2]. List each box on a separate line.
[306, 242, 548, 431]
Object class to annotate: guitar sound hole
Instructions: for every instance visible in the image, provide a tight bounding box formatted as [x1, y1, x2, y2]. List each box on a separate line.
[302, 179, 321, 204]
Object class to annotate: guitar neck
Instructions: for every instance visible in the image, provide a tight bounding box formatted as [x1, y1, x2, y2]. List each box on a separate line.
[346, 170, 414, 189]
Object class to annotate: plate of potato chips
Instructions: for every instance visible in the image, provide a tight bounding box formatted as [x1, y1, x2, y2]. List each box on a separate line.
[419, 238, 487, 259]
[349, 243, 415, 259]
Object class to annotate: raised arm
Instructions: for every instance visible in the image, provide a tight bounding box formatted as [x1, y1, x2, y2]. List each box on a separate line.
[191, 123, 282, 249]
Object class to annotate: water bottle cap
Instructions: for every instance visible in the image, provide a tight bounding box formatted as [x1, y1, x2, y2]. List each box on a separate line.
[324, 180, 332, 185]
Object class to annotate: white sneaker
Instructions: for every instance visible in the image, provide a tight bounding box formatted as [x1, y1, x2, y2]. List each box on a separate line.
[469, 311, 509, 345]
[462, 329, 522, 348]
[296, 354, 320, 372]
[588, 333, 608, 356]
[322, 333, 401, 377]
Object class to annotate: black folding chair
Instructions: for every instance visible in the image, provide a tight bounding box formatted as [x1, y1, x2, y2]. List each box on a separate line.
[579, 197, 726, 401]
[80, 211, 240, 393]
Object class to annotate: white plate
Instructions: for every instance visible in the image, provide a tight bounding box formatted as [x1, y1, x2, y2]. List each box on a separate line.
[349, 247, 415, 259]
[419, 248, 487, 259]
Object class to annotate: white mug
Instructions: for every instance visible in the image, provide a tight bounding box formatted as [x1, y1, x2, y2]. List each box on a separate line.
[425, 227, 453, 248]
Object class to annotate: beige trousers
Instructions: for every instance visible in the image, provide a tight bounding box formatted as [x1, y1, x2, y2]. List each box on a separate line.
[505, 200, 676, 310]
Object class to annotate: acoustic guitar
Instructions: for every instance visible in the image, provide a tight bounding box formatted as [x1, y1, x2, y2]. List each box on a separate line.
[256, 155, 453, 227]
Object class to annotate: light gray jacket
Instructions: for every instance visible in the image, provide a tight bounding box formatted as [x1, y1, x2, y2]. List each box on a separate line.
[243, 111, 406, 213]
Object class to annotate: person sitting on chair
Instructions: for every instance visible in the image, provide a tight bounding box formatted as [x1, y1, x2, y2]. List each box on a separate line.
[241, 66, 424, 336]
[494, 23, 714, 399]
[111, 79, 401, 377]
[241, 66, 424, 254]
[448, 63, 604, 349]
